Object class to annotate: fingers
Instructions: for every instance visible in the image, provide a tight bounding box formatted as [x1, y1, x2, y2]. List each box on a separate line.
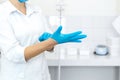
[39, 32, 52, 41]
[72, 40, 82, 43]
[55, 26, 62, 34]
[39, 33, 45, 41]
[69, 34, 87, 42]
[67, 31, 82, 37]
[51, 25, 87, 44]
[70, 35, 87, 41]
[45, 32, 52, 38]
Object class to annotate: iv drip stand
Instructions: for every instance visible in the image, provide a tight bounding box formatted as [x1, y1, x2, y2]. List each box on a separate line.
[56, 0, 65, 80]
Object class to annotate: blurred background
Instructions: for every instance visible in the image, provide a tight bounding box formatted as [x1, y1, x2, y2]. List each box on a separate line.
[0, 0, 120, 80]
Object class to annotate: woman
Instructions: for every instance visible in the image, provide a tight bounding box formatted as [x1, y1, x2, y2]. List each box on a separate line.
[0, 0, 87, 80]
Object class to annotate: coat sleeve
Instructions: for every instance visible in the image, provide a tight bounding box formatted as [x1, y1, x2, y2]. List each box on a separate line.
[0, 18, 27, 63]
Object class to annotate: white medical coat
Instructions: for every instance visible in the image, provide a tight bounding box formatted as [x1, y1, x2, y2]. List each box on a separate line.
[0, 1, 51, 80]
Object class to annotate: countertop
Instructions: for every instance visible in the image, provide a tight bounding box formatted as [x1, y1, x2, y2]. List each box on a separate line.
[47, 54, 120, 66]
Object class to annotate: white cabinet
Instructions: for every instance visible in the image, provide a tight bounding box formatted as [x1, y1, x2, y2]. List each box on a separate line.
[49, 66, 119, 80]
[48, 55, 120, 80]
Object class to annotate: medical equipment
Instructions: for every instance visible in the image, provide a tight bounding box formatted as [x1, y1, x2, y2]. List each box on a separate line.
[56, 0, 65, 26]
[56, 1, 65, 80]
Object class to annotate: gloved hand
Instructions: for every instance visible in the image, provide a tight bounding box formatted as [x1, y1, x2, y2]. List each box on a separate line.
[50, 26, 87, 44]
[18, 0, 28, 3]
[39, 32, 52, 42]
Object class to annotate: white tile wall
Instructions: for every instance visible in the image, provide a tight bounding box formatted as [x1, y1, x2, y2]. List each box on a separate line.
[60, 16, 119, 51]
[29, 0, 117, 16]
[45, 16, 120, 59]
[45, 16, 120, 61]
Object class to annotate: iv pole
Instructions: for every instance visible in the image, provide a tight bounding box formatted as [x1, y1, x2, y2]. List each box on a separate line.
[56, 0, 65, 80]
[56, 0, 64, 26]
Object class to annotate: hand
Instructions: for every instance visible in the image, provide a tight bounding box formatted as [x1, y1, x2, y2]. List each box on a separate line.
[50, 26, 87, 44]
[39, 32, 52, 42]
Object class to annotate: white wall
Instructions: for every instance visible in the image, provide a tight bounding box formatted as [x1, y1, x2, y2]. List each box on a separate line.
[0, 0, 4, 3]
[29, 0, 117, 16]
[0, 0, 118, 16]
[117, 0, 120, 14]
[45, 16, 119, 59]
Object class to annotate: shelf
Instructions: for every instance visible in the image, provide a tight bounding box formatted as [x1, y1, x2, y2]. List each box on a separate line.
[47, 55, 120, 66]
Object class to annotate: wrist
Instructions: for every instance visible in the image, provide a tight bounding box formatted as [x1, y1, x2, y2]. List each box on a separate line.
[47, 38, 58, 45]
[45, 38, 57, 51]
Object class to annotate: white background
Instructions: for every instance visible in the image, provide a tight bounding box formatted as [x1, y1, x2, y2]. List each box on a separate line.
[0, 0, 119, 16]
[29, 0, 118, 16]
[0, 0, 120, 80]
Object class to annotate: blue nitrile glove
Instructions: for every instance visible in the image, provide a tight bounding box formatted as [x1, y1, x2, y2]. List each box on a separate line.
[18, 0, 28, 3]
[50, 26, 87, 44]
[39, 32, 52, 42]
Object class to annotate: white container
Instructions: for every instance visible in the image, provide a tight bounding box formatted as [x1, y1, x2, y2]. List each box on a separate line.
[79, 50, 90, 56]
[66, 47, 78, 59]
[59, 48, 66, 59]
[109, 46, 120, 56]
[78, 50, 90, 59]
[106, 37, 120, 46]
[106, 37, 120, 56]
